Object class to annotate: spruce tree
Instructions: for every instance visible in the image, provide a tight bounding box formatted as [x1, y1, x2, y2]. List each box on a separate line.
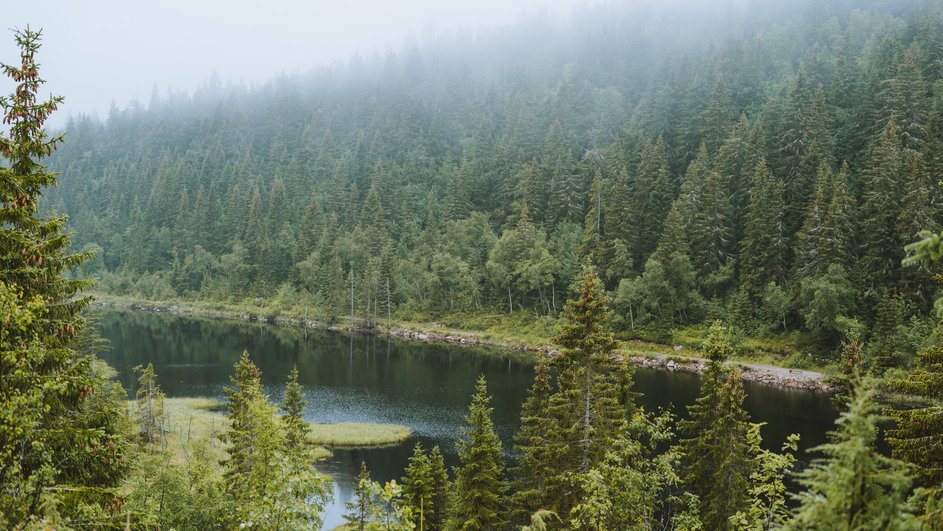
[885, 331, 943, 527]
[818, 162, 855, 273]
[0, 28, 126, 523]
[698, 370, 754, 530]
[134, 363, 166, 446]
[739, 159, 786, 298]
[447, 376, 507, 531]
[859, 119, 904, 292]
[428, 445, 450, 531]
[223, 351, 280, 501]
[787, 381, 918, 530]
[631, 136, 674, 263]
[793, 163, 833, 281]
[866, 293, 905, 373]
[401, 443, 434, 530]
[510, 362, 558, 524]
[679, 322, 753, 530]
[281, 365, 307, 452]
[345, 461, 374, 531]
[545, 265, 633, 516]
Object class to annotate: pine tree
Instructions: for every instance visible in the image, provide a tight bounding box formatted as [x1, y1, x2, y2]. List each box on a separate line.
[689, 170, 734, 297]
[739, 159, 786, 298]
[281, 365, 307, 452]
[679, 322, 753, 530]
[428, 445, 450, 531]
[867, 293, 906, 373]
[878, 46, 927, 152]
[447, 376, 507, 531]
[818, 162, 855, 273]
[786, 381, 917, 530]
[0, 28, 126, 523]
[631, 136, 674, 263]
[292, 193, 322, 264]
[545, 265, 633, 516]
[897, 149, 937, 306]
[402, 443, 435, 530]
[793, 163, 834, 281]
[699, 371, 754, 530]
[859, 119, 904, 292]
[345, 461, 374, 531]
[578, 171, 605, 270]
[223, 351, 282, 501]
[885, 329, 943, 527]
[510, 362, 558, 523]
[134, 363, 166, 445]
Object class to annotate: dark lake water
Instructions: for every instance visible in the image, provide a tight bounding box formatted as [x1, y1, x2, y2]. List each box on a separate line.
[93, 310, 838, 530]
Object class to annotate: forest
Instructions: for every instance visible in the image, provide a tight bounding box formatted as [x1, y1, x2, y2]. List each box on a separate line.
[1, 0, 942, 528]
[43, 0, 943, 366]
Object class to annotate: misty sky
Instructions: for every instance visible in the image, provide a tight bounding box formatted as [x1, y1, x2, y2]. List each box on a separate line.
[3, 0, 584, 122]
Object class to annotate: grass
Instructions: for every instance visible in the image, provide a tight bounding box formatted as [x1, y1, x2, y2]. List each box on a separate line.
[308, 422, 412, 447]
[142, 397, 232, 465]
[95, 292, 834, 372]
[140, 397, 411, 456]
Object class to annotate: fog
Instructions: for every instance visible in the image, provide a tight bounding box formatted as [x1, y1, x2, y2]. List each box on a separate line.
[2, 0, 583, 122]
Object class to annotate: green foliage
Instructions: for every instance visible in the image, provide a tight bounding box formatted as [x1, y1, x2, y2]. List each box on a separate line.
[280, 365, 307, 452]
[345, 461, 374, 531]
[401, 443, 435, 530]
[447, 376, 507, 531]
[885, 325, 943, 526]
[38, 1, 943, 356]
[222, 352, 330, 528]
[510, 362, 559, 523]
[133, 363, 165, 445]
[679, 322, 754, 530]
[787, 380, 919, 530]
[546, 266, 636, 517]
[730, 427, 799, 530]
[0, 28, 127, 525]
[569, 410, 681, 530]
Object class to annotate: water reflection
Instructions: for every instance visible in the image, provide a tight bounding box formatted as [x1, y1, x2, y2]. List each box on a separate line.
[94, 310, 836, 529]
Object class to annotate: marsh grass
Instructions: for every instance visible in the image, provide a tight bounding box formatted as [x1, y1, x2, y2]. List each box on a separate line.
[308, 422, 412, 447]
[138, 397, 411, 459]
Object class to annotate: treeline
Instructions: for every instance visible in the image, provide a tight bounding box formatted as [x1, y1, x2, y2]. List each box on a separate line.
[47, 0, 943, 361]
[55, 267, 943, 530]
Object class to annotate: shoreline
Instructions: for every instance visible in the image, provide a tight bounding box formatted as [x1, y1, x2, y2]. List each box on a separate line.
[90, 295, 830, 393]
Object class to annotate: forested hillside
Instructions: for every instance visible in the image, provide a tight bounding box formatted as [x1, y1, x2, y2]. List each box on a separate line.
[47, 0, 943, 362]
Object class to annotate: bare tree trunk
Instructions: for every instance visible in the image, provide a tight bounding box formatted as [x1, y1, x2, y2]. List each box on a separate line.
[507, 285, 513, 315]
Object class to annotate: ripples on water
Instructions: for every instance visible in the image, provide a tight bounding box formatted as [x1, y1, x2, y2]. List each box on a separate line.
[94, 310, 837, 529]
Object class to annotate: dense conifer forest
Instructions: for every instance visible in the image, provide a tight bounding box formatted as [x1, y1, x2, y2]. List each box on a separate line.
[3, 0, 943, 528]
[44, 0, 943, 362]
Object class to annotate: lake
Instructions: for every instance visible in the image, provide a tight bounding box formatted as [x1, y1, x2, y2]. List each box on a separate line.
[93, 309, 837, 529]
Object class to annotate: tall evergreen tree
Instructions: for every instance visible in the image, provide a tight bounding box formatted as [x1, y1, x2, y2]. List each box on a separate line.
[401, 443, 434, 530]
[428, 445, 450, 531]
[739, 159, 786, 298]
[510, 362, 558, 524]
[859, 119, 904, 292]
[631, 136, 674, 264]
[786, 381, 918, 530]
[545, 265, 633, 517]
[448, 376, 507, 531]
[679, 321, 753, 530]
[0, 28, 127, 524]
[281, 365, 307, 452]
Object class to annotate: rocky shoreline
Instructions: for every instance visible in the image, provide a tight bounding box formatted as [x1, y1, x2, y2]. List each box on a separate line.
[99, 299, 830, 392]
[630, 353, 831, 392]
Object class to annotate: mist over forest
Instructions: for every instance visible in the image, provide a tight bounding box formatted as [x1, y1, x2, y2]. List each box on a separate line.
[43, 0, 942, 357]
[4, 0, 943, 528]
